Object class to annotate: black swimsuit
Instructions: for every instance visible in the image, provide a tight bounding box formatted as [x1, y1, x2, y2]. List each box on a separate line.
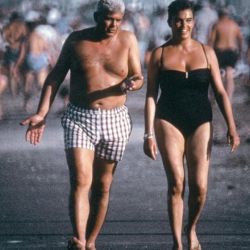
[156, 44, 212, 137]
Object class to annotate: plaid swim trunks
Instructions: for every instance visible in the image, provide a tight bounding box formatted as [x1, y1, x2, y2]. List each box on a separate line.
[61, 103, 132, 161]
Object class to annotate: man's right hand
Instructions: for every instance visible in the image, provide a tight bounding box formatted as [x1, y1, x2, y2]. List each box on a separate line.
[20, 114, 46, 145]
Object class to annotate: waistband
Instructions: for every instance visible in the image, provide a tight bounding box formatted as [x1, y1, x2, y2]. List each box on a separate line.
[67, 103, 128, 115]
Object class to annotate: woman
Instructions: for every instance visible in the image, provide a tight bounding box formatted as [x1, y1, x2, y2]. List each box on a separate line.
[143, 1, 240, 250]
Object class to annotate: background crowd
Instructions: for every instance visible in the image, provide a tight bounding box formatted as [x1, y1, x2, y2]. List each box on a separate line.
[0, 0, 250, 120]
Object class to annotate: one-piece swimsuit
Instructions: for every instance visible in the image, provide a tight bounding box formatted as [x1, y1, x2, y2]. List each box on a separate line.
[156, 44, 212, 137]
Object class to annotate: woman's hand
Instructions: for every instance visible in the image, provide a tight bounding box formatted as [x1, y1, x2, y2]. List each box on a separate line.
[227, 130, 240, 152]
[143, 138, 158, 160]
[20, 114, 46, 145]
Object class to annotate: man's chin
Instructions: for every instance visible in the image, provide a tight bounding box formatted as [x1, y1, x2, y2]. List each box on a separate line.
[105, 30, 117, 37]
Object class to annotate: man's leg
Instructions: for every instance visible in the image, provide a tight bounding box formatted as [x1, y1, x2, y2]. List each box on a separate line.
[0, 74, 7, 119]
[66, 148, 95, 248]
[86, 157, 117, 250]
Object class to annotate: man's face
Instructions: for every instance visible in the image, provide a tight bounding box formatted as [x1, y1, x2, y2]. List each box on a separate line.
[97, 11, 124, 37]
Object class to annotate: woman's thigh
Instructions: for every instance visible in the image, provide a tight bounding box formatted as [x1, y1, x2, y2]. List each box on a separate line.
[155, 119, 186, 181]
[185, 122, 213, 186]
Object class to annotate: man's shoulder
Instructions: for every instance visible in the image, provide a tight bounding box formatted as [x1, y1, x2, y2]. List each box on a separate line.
[118, 30, 137, 42]
[67, 27, 95, 40]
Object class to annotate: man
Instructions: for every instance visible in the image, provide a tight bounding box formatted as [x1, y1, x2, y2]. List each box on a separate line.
[20, 0, 143, 249]
[209, 7, 243, 101]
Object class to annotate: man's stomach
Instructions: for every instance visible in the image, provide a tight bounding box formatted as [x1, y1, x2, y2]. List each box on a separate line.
[69, 92, 127, 110]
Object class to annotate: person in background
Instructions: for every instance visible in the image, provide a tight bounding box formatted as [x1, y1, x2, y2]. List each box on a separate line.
[144, 1, 240, 249]
[23, 15, 51, 112]
[209, 7, 243, 101]
[194, 0, 218, 44]
[144, 5, 171, 67]
[20, 0, 143, 249]
[1, 12, 28, 97]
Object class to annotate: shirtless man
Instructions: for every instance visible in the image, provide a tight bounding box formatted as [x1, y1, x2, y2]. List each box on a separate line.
[20, 0, 143, 249]
[209, 7, 243, 101]
[1, 14, 28, 97]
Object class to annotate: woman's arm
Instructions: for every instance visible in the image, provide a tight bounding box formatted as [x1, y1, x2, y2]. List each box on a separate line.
[207, 45, 240, 151]
[143, 47, 161, 159]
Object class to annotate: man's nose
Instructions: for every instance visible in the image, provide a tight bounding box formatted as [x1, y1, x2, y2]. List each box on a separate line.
[111, 20, 117, 27]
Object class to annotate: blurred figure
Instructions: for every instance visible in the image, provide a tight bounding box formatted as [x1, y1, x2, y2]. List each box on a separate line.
[121, 10, 135, 33]
[144, 5, 171, 67]
[209, 7, 243, 101]
[0, 14, 8, 119]
[23, 15, 51, 112]
[0, 12, 28, 97]
[194, 0, 218, 44]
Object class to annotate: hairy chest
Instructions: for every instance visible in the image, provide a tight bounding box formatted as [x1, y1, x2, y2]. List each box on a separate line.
[71, 40, 129, 77]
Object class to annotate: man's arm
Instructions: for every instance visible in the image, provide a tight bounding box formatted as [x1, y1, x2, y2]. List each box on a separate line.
[126, 32, 143, 91]
[20, 35, 72, 144]
[236, 25, 243, 58]
[208, 24, 217, 47]
[35, 36, 71, 118]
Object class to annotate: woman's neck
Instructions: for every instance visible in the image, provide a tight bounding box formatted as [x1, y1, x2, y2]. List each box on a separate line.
[171, 36, 194, 50]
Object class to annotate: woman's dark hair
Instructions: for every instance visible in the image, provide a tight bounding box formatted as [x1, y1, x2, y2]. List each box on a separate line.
[167, 0, 195, 25]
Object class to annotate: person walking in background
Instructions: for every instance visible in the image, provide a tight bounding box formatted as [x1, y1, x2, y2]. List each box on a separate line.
[194, 0, 218, 45]
[0, 12, 28, 98]
[20, 0, 143, 249]
[23, 15, 51, 112]
[143, 1, 240, 250]
[209, 7, 243, 101]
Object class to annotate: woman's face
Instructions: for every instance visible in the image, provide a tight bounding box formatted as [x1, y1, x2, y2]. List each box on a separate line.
[170, 8, 194, 40]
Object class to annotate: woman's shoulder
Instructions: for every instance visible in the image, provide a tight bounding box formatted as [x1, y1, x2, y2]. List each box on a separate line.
[152, 41, 172, 55]
[200, 43, 215, 55]
[201, 43, 217, 63]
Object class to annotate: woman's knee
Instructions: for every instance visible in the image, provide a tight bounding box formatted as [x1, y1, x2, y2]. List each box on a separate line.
[189, 183, 207, 200]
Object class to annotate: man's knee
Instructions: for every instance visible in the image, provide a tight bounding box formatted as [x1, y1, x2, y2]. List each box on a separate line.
[92, 175, 113, 195]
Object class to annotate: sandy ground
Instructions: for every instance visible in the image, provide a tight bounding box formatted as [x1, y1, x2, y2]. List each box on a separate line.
[0, 74, 249, 249]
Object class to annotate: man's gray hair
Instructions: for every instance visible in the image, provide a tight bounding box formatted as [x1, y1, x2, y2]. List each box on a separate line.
[96, 0, 125, 14]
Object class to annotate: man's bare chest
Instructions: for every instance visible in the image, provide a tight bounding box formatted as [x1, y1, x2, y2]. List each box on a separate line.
[72, 41, 128, 71]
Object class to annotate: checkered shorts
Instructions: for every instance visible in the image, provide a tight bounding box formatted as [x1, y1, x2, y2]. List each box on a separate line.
[61, 103, 132, 161]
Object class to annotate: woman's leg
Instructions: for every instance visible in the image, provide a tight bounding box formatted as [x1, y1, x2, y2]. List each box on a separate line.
[66, 148, 95, 248]
[185, 122, 213, 249]
[86, 157, 117, 250]
[155, 119, 186, 250]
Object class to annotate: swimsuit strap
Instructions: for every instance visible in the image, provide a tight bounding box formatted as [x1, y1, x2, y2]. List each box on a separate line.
[201, 43, 210, 69]
[160, 46, 164, 70]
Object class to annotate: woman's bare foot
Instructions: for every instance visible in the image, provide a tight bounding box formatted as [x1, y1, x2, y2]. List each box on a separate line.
[67, 237, 85, 250]
[185, 225, 201, 250]
[86, 241, 96, 250]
